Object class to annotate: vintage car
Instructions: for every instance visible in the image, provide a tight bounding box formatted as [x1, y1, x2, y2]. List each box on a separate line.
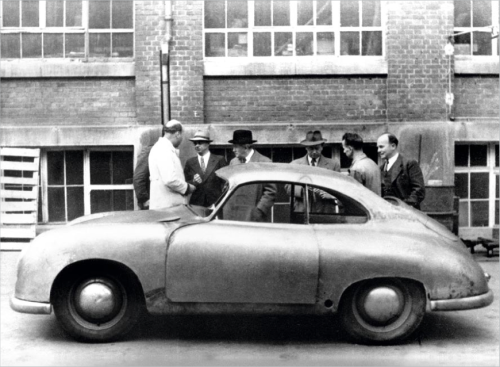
[11, 163, 493, 344]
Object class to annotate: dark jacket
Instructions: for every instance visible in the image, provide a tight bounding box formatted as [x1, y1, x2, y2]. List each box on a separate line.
[380, 154, 425, 209]
[133, 144, 153, 209]
[184, 153, 227, 207]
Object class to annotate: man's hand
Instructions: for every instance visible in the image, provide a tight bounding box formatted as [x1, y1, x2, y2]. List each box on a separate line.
[312, 188, 335, 200]
[193, 173, 203, 185]
[186, 183, 196, 195]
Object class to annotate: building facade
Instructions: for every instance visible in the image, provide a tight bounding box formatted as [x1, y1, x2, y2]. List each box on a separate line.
[0, 0, 498, 240]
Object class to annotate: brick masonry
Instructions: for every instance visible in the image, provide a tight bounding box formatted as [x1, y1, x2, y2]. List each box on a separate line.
[454, 76, 500, 118]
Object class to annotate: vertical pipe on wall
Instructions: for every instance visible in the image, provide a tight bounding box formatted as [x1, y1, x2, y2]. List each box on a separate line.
[161, 1, 173, 124]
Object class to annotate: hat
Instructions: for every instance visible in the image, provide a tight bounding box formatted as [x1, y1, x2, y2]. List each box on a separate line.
[300, 130, 327, 146]
[228, 130, 257, 144]
[189, 129, 212, 143]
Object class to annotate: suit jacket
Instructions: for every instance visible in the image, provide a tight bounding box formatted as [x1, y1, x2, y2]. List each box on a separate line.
[227, 150, 276, 222]
[289, 154, 340, 213]
[148, 137, 188, 209]
[380, 154, 425, 209]
[133, 144, 153, 209]
[184, 153, 227, 207]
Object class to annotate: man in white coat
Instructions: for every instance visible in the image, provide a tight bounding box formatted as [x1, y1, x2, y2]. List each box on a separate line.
[148, 120, 196, 209]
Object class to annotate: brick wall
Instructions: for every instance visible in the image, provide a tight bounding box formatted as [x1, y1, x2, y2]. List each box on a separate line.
[454, 76, 500, 118]
[204, 77, 387, 123]
[386, 1, 453, 121]
[0, 79, 136, 126]
[169, 1, 204, 124]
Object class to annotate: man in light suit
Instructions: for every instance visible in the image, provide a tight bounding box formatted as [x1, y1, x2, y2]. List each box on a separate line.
[289, 130, 340, 213]
[377, 133, 425, 209]
[184, 129, 227, 207]
[148, 120, 196, 210]
[226, 130, 276, 222]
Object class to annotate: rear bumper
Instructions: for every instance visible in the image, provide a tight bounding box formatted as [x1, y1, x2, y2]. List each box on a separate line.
[430, 289, 494, 311]
[10, 296, 52, 315]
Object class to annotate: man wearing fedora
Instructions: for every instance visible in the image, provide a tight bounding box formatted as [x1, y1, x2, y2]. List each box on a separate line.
[184, 128, 227, 207]
[227, 129, 276, 222]
[288, 130, 340, 213]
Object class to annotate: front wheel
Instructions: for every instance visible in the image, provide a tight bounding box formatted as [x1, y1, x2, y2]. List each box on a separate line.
[339, 278, 426, 344]
[52, 264, 143, 342]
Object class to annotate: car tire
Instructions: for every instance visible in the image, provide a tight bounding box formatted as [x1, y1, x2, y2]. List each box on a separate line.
[52, 264, 143, 342]
[339, 278, 426, 344]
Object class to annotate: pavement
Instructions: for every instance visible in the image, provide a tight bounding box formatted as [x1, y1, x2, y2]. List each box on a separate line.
[0, 249, 498, 366]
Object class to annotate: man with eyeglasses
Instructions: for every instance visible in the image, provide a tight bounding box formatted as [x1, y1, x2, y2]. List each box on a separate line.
[184, 128, 227, 207]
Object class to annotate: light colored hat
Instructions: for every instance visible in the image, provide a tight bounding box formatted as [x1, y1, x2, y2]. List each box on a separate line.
[189, 128, 212, 143]
[300, 130, 327, 146]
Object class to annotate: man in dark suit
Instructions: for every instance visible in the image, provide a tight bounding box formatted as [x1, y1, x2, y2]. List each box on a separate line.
[184, 129, 227, 207]
[133, 144, 153, 210]
[226, 130, 276, 222]
[377, 133, 425, 209]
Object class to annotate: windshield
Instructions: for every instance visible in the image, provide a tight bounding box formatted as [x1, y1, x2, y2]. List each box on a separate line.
[187, 179, 230, 218]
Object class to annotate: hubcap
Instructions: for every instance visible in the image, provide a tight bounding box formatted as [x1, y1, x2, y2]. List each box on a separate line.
[359, 286, 404, 326]
[74, 279, 122, 323]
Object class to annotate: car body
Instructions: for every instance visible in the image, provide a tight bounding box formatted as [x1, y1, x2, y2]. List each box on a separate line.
[11, 163, 493, 344]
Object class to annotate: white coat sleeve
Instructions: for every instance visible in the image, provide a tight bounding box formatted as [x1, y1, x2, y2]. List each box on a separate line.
[157, 146, 188, 195]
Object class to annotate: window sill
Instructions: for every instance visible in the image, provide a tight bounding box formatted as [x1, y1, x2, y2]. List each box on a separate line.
[455, 56, 499, 75]
[0, 59, 135, 78]
[204, 57, 388, 76]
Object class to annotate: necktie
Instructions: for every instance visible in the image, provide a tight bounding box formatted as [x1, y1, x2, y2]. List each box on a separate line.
[200, 157, 206, 172]
[311, 158, 316, 167]
[239, 157, 246, 163]
[384, 160, 389, 176]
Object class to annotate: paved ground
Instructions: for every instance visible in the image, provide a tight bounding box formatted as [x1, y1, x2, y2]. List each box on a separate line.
[1, 250, 498, 366]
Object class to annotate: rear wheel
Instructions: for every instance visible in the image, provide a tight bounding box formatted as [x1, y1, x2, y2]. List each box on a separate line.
[339, 278, 426, 344]
[52, 264, 143, 342]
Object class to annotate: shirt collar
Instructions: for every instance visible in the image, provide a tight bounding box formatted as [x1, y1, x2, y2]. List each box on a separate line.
[245, 149, 255, 162]
[198, 151, 210, 163]
[307, 155, 320, 166]
[387, 153, 399, 170]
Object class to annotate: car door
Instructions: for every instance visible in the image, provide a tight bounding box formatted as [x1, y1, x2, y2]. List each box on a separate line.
[165, 182, 319, 304]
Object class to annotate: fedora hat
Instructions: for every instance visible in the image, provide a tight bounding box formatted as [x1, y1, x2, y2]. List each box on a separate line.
[228, 130, 257, 144]
[300, 130, 327, 146]
[189, 129, 212, 143]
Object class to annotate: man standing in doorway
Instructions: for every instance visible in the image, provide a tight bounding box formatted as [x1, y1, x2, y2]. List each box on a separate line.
[377, 133, 425, 209]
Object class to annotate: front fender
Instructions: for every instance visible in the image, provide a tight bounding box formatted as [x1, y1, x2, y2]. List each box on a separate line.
[14, 222, 176, 304]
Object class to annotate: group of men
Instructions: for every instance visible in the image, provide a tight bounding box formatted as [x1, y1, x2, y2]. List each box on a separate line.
[133, 119, 425, 216]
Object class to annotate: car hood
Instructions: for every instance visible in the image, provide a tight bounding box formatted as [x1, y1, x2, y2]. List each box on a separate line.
[68, 205, 202, 226]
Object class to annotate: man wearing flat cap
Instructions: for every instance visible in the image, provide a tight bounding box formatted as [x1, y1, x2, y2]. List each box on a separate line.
[289, 130, 340, 213]
[226, 130, 276, 222]
[184, 129, 227, 207]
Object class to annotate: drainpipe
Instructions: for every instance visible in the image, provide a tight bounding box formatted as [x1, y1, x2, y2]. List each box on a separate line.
[161, 1, 173, 124]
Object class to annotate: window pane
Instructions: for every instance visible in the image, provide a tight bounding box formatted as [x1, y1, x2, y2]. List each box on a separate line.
[112, 0, 133, 28]
[48, 187, 66, 222]
[66, 0, 82, 27]
[21, 0, 39, 27]
[341, 32, 359, 55]
[470, 144, 487, 166]
[454, 32, 471, 55]
[22, 33, 41, 58]
[472, 0, 491, 27]
[316, 0, 332, 26]
[48, 151, 64, 185]
[205, 33, 225, 57]
[471, 201, 489, 226]
[363, 1, 381, 27]
[455, 173, 468, 199]
[66, 151, 84, 185]
[112, 33, 133, 57]
[273, 1, 290, 26]
[272, 147, 293, 163]
[254, 0, 271, 26]
[65, 34, 85, 58]
[455, 0, 471, 27]
[459, 201, 469, 227]
[3, 1, 20, 27]
[1, 34, 20, 58]
[67, 187, 84, 221]
[317, 32, 335, 55]
[205, 0, 225, 28]
[470, 172, 489, 199]
[112, 151, 133, 184]
[46, 0, 64, 27]
[362, 31, 382, 55]
[44, 33, 64, 58]
[89, 0, 110, 29]
[90, 33, 111, 57]
[90, 151, 112, 185]
[228, 33, 248, 57]
[455, 145, 468, 166]
[298, 1, 313, 26]
[275, 32, 293, 56]
[227, 0, 247, 28]
[253, 32, 271, 56]
[296, 32, 313, 56]
[91, 190, 133, 213]
[473, 31, 492, 55]
[341, 1, 359, 27]
[113, 190, 133, 211]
